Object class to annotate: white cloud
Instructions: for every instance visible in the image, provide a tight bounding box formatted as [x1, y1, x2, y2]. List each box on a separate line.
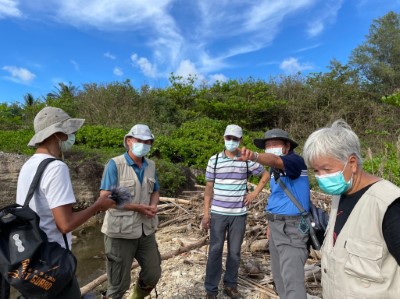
[2, 65, 36, 82]
[175, 60, 205, 82]
[293, 43, 322, 53]
[306, 0, 343, 37]
[208, 73, 228, 84]
[131, 53, 157, 78]
[279, 57, 313, 74]
[0, 0, 22, 18]
[307, 21, 324, 37]
[70, 60, 79, 71]
[104, 52, 116, 60]
[113, 67, 123, 76]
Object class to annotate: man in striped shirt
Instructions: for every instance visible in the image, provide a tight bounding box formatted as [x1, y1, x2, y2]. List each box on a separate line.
[202, 124, 269, 299]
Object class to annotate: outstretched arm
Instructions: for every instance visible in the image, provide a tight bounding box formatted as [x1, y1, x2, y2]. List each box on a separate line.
[240, 147, 285, 170]
[52, 193, 115, 234]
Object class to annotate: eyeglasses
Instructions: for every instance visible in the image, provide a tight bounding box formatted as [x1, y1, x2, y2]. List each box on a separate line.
[225, 136, 240, 142]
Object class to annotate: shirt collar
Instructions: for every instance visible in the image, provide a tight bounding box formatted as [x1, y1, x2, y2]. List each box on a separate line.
[124, 151, 148, 168]
[221, 149, 241, 159]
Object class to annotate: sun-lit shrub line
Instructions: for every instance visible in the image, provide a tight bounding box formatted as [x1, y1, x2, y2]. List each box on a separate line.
[1, 124, 399, 195]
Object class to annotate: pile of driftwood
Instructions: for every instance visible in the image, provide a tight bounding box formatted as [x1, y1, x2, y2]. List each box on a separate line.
[80, 185, 331, 298]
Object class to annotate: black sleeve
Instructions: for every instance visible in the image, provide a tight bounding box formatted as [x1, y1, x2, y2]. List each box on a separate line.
[382, 198, 400, 265]
[281, 152, 306, 179]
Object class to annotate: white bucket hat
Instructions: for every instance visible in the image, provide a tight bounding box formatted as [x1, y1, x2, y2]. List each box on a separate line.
[28, 107, 85, 147]
[124, 124, 154, 150]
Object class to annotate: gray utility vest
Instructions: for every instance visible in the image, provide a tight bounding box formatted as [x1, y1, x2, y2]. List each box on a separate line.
[101, 154, 158, 239]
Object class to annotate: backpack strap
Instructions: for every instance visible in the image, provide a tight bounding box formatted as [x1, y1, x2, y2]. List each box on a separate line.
[23, 158, 57, 207]
[213, 153, 219, 184]
[22, 158, 71, 251]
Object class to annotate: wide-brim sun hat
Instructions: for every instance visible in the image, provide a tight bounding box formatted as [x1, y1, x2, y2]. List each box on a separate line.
[28, 107, 85, 147]
[124, 124, 154, 150]
[254, 128, 298, 150]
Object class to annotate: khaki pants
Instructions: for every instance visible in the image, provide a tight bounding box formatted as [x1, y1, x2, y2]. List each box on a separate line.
[104, 233, 161, 299]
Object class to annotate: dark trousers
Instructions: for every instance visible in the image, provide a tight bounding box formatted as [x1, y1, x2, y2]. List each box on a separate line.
[104, 233, 162, 299]
[204, 213, 246, 295]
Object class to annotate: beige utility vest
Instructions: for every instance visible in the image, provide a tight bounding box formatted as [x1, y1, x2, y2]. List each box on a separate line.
[101, 154, 158, 239]
[321, 180, 400, 299]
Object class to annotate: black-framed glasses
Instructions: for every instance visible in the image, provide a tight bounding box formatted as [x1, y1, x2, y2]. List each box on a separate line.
[225, 136, 240, 142]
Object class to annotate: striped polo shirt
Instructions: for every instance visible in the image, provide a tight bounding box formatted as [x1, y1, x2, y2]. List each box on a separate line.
[205, 150, 265, 215]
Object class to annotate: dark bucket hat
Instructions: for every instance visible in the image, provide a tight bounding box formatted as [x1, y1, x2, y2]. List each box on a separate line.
[254, 128, 298, 150]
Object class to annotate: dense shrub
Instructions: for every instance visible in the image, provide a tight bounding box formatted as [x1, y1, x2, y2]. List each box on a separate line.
[77, 125, 126, 148]
[0, 130, 35, 155]
[153, 158, 193, 197]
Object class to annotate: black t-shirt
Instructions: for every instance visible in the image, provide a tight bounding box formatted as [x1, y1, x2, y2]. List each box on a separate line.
[334, 183, 400, 265]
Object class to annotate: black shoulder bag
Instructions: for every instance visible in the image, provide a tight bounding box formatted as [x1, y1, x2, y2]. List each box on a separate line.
[0, 158, 77, 298]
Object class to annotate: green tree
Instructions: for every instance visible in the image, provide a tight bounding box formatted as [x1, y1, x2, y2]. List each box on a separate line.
[195, 78, 285, 130]
[350, 11, 400, 95]
[0, 103, 23, 129]
[77, 80, 139, 127]
[45, 82, 79, 116]
[23, 93, 44, 125]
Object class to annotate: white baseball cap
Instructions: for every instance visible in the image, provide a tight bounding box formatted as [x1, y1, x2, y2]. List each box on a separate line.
[224, 124, 243, 138]
[124, 124, 154, 149]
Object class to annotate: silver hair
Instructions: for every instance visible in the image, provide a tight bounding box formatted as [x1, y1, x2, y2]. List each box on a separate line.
[303, 119, 362, 167]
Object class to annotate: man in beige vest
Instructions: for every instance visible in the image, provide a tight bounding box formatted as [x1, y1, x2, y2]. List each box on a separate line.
[100, 124, 161, 299]
[303, 119, 400, 298]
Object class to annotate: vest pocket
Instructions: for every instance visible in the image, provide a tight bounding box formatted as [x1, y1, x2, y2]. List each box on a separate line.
[147, 177, 155, 193]
[107, 210, 137, 234]
[120, 179, 136, 198]
[344, 239, 384, 282]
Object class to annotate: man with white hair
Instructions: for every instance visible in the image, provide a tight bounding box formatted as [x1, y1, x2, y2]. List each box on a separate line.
[15, 106, 115, 298]
[100, 124, 161, 299]
[302, 119, 400, 299]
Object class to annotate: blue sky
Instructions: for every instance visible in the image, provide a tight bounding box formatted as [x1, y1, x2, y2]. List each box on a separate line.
[1, 0, 399, 103]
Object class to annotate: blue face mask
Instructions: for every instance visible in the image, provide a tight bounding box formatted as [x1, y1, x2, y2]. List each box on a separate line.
[315, 162, 353, 195]
[225, 140, 239, 152]
[132, 142, 151, 157]
[60, 134, 75, 152]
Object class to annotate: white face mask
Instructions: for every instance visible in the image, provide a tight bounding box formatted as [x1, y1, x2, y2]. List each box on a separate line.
[225, 140, 239, 152]
[60, 134, 75, 152]
[132, 142, 151, 157]
[265, 147, 283, 156]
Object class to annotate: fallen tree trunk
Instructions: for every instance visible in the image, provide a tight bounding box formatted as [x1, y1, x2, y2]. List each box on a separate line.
[159, 197, 191, 205]
[80, 235, 209, 295]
